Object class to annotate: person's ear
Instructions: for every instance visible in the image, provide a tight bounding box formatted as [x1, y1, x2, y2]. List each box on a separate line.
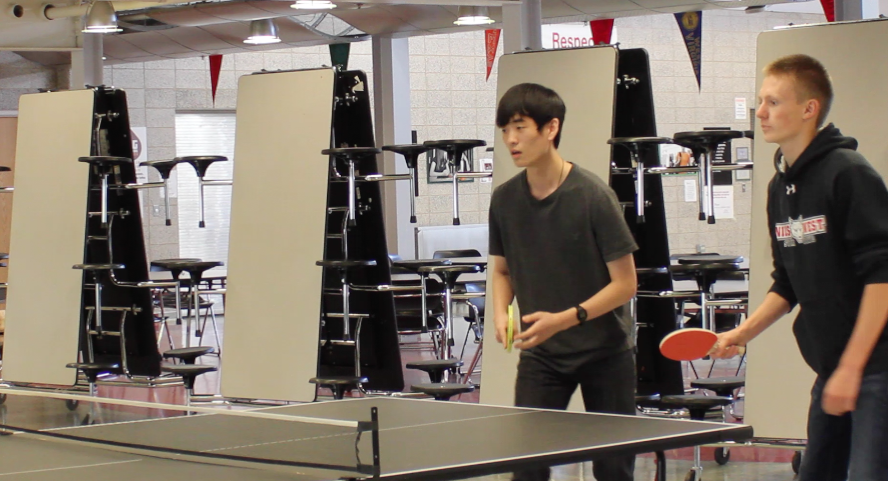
[802, 98, 820, 122]
[546, 118, 560, 142]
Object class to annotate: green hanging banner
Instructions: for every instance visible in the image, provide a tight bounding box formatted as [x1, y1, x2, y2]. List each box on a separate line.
[329, 43, 351, 70]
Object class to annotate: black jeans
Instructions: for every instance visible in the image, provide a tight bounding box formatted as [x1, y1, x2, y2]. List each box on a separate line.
[513, 349, 636, 481]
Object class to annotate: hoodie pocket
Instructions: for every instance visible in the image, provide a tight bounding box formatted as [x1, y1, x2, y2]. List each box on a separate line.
[793, 298, 856, 375]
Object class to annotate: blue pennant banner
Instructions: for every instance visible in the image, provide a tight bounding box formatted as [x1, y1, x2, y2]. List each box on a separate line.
[675, 11, 702, 90]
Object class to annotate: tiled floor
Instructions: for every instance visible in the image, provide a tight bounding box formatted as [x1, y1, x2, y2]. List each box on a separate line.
[3, 313, 804, 480]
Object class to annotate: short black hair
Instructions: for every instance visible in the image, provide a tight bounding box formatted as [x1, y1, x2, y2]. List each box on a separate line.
[495, 83, 566, 148]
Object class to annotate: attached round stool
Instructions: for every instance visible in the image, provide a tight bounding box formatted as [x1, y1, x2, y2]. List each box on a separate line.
[690, 376, 745, 399]
[310, 376, 368, 400]
[392, 259, 451, 332]
[163, 346, 215, 365]
[660, 394, 734, 481]
[669, 255, 743, 332]
[181, 261, 223, 346]
[175, 156, 228, 228]
[161, 364, 218, 408]
[690, 376, 746, 422]
[635, 393, 662, 410]
[411, 382, 475, 401]
[73, 263, 126, 337]
[150, 258, 203, 281]
[144, 159, 184, 226]
[78, 156, 133, 228]
[672, 130, 745, 224]
[418, 264, 482, 360]
[322, 147, 382, 227]
[382, 144, 432, 223]
[66, 362, 120, 397]
[608, 137, 673, 223]
[422, 139, 487, 225]
[406, 358, 463, 383]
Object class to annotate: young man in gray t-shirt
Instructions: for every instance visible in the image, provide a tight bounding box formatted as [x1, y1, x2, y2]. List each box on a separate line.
[489, 83, 638, 481]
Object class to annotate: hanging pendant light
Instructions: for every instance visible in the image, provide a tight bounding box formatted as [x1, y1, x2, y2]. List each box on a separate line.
[244, 19, 281, 45]
[290, 0, 336, 10]
[454, 6, 494, 26]
[82, 1, 122, 34]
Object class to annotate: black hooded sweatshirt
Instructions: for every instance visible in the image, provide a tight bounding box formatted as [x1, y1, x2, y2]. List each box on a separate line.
[768, 123, 888, 377]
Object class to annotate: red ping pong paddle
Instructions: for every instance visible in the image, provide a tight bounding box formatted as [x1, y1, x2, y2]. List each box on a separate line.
[659, 328, 745, 361]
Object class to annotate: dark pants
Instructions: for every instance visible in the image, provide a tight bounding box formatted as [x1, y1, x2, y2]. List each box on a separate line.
[513, 349, 636, 481]
[798, 371, 888, 481]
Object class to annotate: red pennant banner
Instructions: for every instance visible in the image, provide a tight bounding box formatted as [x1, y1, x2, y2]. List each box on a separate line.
[820, 0, 835, 22]
[590, 19, 614, 45]
[485, 29, 500, 81]
[209, 54, 223, 105]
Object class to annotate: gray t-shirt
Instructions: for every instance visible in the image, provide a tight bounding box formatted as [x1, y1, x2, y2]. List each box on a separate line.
[489, 163, 638, 371]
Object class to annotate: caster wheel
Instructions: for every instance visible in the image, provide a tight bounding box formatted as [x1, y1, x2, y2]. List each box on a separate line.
[792, 450, 803, 474]
[715, 447, 731, 465]
[65, 399, 79, 411]
[683, 469, 698, 481]
[0, 393, 6, 405]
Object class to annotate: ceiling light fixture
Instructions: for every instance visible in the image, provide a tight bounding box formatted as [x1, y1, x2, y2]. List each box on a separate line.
[290, 0, 336, 10]
[244, 19, 281, 44]
[454, 6, 494, 26]
[82, 1, 122, 34]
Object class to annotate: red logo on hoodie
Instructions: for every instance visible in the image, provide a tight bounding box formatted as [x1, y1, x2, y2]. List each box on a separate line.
[775, 215, 827, 247]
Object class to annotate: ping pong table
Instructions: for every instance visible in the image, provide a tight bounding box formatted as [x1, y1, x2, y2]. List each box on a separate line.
[0, 394, 752, 480]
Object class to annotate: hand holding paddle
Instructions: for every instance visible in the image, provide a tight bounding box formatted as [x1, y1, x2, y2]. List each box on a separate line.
[659, 328, 746, 361]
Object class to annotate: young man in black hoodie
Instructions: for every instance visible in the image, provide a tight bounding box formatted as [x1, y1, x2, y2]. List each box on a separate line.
[712, 54, 888, 480]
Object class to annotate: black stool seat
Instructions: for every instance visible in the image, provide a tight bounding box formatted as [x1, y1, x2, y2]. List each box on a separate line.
[423, 139, 487, 150]
[635, 393, 661, 408]
[672, 130, 745, 151]
[310, 376, 368, 400]
[321, 147, 381, 158]
[163, 347, 215, 364]
[411, 382, 475, 400]
[419, 264, 482, 290]
[637, 267, 669, 280]
[78, 156, 133, 166]
[66, 362, 120, 382]
[392, 259, 451, 273]
[176, 156, 228, 178]
[176, 261, 224, 283]
[677, 255, 744, 265]
[73, 263, 125, 270]
[690, 376, 746, 397]
[143, 159, 183, 179]
[161, 364, 217, 390]
[316, 259, 378, 269]
[151, 258, 202, 279]
[660, 394, 734, 420]
[381, 144, 432, 168]
[406, 358, 463, 383]
[417, 264, 481, 275]
[608, 137, 673, 146]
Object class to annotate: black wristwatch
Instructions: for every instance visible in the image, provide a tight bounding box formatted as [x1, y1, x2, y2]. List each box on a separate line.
[575, 305, 588, 324]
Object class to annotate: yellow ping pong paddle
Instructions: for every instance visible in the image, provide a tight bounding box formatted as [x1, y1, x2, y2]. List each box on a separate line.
[506, 305, 514, 352]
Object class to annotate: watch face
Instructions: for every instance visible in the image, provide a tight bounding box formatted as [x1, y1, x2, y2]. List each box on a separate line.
[577, 306, 587, 322]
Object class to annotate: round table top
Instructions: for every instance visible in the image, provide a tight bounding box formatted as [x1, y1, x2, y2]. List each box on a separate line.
[676, 255, 744, 265]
